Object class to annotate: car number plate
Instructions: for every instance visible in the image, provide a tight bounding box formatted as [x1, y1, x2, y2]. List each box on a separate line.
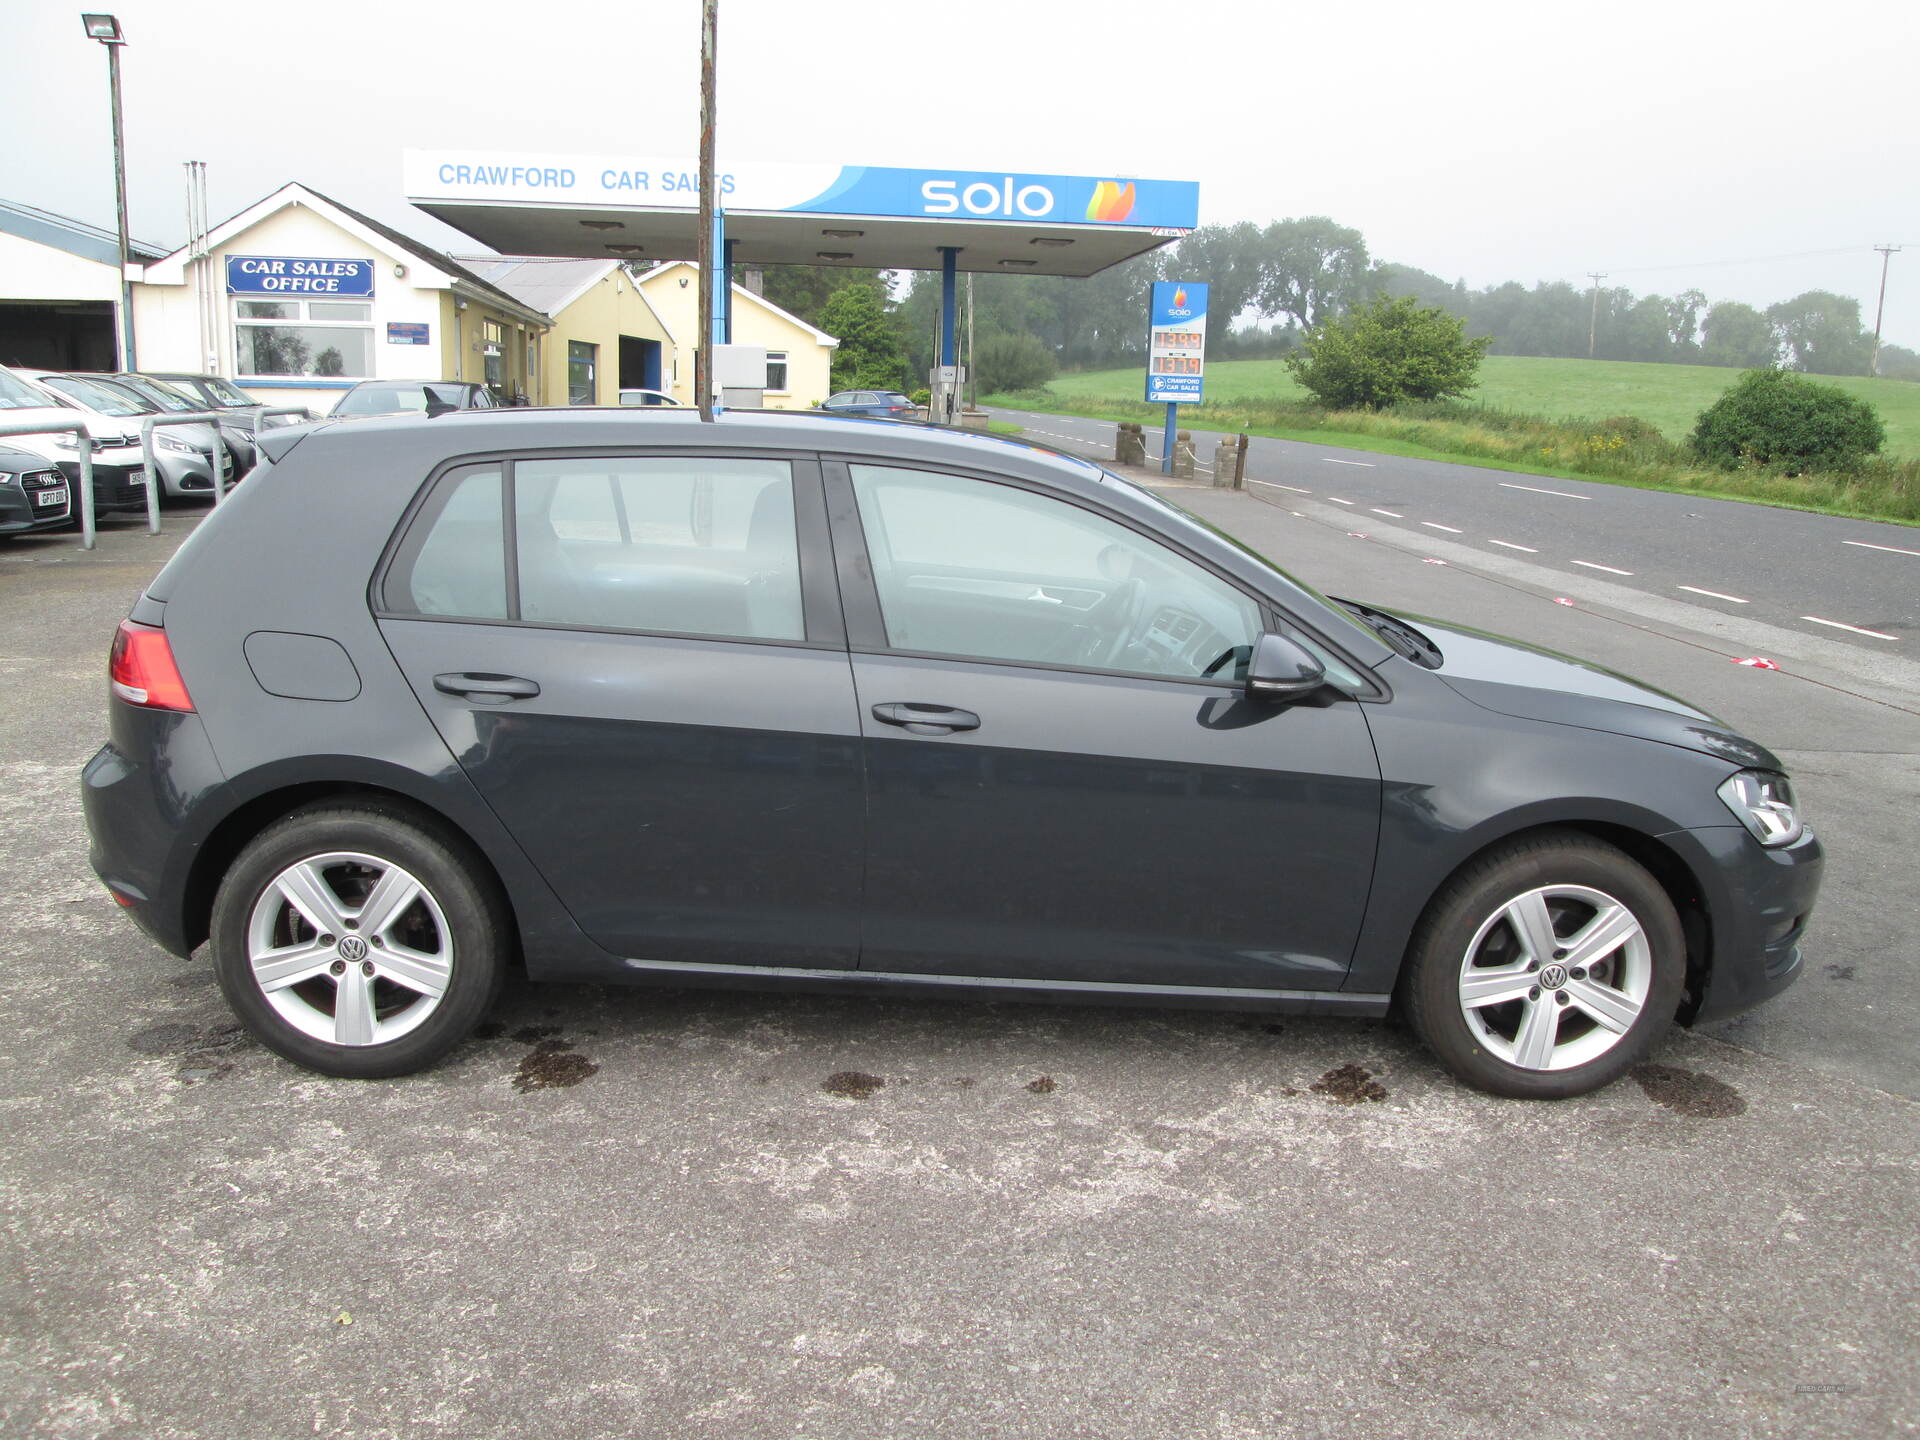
[35, 489, 66, 507]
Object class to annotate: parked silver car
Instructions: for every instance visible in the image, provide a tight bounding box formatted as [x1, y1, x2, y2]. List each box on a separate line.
[19, 371, 231, 501]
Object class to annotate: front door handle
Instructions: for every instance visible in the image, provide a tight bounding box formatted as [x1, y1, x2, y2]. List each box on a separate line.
[871, 701, 980, 735]
[434, 672, 541, 703]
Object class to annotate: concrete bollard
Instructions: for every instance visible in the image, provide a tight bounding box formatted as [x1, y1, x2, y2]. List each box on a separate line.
[1114, 422, 1147, 466]
[1212, 436, 1239, 486]
[1171, 430, 1196, 479]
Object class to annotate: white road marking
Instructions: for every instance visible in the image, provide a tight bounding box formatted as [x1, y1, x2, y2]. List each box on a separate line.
[1801, 615, 1899, 640]
[1489, 539, 1538, 552]
[1678, 585, 1749, 604]
[1328, 496, 1356, 505]
[1263, 482, 1313, 493]
[1371, 508, 1404, 518]
[1572, 560, 1634, 576]
[1842, 539, 1920, 558]
[1322, 457, 1375, 467]
[1500, 482, 1590, 500]
[1422, 521, 1463, 533]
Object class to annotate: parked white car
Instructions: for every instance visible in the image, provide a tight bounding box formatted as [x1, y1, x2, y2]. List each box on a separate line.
[0, 366, 150, 517]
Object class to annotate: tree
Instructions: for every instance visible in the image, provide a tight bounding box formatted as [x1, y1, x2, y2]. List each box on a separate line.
[756, 265, 892, 328]
[1700, 302, 1778, 368]
[971, 332, 1057, 395]
[1167, 222, 1266, 335]
[1621, 295, 1675, 363]
[1767, 290, 1872, 375]
[1284, 294, 1492, 409]
[1691, 369, 1885, 471]
[817, 283, 911, 393]
[1875, 344, 1920, 382]
[1256, 217, 1369, 331]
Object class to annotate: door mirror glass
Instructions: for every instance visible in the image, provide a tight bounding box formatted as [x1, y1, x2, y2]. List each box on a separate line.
[1245, 631, 1326, 701]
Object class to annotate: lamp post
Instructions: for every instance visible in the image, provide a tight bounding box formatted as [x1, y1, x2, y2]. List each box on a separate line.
[81, 13, 135, 370]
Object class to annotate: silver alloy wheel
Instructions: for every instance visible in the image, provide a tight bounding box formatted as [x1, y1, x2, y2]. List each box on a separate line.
[245, 851, 454, 1048]
[1456, 883, 1652, 1072]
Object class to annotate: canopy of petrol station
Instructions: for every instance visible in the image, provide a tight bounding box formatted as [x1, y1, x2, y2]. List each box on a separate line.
[404, 151, 1199, 276]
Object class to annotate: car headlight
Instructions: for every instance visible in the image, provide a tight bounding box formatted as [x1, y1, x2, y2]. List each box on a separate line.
[0, 471, 14, 485]
[1717, 770, 1804, 847]
[157, 432, 195, 454]
[50, 433, 82, 450]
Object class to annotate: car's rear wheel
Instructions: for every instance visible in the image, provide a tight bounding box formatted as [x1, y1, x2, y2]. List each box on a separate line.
[209, 803, 506, 1078]
[1402, 832, 1685, 1099]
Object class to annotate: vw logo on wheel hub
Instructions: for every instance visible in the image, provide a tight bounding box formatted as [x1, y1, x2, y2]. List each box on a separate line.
[1538, 963, 1569, 989]
[337, 935, 369, 962]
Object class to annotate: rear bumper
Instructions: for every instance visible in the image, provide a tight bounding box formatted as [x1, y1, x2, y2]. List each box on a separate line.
[83, 705, 230, 957]
[1667, 823, 1824, 1025]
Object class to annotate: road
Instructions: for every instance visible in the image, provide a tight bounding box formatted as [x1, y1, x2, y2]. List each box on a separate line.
[2, 510, 1916, 1439]
[991, 407, 1920, 655]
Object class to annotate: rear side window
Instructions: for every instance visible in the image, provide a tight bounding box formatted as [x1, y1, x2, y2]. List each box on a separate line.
[515, 457, 802, 640]
[381, 456, 803, 644]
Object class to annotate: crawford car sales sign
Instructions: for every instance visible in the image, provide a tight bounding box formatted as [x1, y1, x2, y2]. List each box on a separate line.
[226, 256, 376, 297]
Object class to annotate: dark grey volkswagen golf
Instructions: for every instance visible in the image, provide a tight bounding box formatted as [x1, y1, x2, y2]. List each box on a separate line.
[83, 409, 1821, 1097]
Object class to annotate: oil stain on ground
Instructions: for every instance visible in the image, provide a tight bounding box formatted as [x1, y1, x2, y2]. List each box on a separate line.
[1311, 1063, 1388, 1105]
[1025, 1075, 1057, 1094]
[1632, 1063, 1746, 1118]
[821, 1071, 884, 1100]
[511, 1034, 599, 1093]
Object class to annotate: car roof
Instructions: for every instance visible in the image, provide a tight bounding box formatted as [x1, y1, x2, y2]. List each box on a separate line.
[257, 405, 1113, 493]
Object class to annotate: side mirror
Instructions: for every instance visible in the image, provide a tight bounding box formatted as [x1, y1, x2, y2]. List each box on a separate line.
[1245, 631, 1326, 702]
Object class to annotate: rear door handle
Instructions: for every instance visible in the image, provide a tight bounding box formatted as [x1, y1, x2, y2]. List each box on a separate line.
[433, 672, 541, 703]
[871, 701, 980, 735]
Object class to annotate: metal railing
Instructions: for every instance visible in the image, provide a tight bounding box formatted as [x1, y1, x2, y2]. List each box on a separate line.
[140, 412, 226, 521]
[0, 418, 97, 548]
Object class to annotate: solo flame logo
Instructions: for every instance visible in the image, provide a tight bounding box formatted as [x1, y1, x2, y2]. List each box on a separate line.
[1085, 180, 1136, 222]
[1173, 286, 1188, 309]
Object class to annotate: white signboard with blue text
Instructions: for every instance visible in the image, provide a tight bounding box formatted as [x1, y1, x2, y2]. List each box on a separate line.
[226, 256, 375, 298]
[1146, 281, 1208, 404]
[404, 152, 1200, 231]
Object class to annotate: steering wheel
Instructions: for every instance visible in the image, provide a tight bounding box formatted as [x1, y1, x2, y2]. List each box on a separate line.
[1078, 576, 1150, 668]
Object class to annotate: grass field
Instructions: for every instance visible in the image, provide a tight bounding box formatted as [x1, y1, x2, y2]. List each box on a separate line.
[1043, 355, 1920, 457]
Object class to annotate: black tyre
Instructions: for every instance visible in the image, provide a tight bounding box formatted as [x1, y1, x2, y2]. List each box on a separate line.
[1401, 831, 1685, 1099]
[209, 803, 507, 1078]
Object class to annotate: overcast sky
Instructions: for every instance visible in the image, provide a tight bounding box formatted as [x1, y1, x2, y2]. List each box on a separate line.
[10, 0, 1918, 346]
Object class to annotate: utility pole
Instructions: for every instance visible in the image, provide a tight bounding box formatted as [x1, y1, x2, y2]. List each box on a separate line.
[82, 16, 135, 368]
[1586, 272, 1607, 360]
[1870, 245, 1901, 377]
[695, 0, 717, 419]
[965, 271, 975, 411]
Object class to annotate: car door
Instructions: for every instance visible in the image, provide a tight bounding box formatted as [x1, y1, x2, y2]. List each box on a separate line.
[826, 458, 1383, 992]
[375, 449, 865, 969]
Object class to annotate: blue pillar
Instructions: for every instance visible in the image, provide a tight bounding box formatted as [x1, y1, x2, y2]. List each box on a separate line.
[723, 237, 737, 344]
[710, 210, 728, 349]
[939, 247, 958, 367]
[1162, 403, 1178, 476]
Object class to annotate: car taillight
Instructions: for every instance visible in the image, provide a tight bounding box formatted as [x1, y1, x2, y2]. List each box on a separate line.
[109, 620, 195, 711]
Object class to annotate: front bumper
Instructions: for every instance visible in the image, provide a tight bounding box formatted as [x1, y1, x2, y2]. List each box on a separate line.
[1667, 823, 1824, 1025]
[0, 471, 72, 532]
[56, 458, 150, 512]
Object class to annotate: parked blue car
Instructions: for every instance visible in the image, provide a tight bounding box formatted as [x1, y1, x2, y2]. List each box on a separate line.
[819, 389, 916, 419]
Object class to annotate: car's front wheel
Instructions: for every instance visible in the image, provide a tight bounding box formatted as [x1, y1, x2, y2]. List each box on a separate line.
[1402, 831, 1686, 1099]
[209, 803, 507, 1078]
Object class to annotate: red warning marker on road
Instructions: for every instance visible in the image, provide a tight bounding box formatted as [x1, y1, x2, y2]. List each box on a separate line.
[1734, 656, 1781, 670]
[1553, 597, 1575, 607]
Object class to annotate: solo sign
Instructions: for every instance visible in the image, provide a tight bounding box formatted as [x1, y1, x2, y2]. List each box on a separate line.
[226, 256, 375, 297]
[1146, 280, 1208, 404]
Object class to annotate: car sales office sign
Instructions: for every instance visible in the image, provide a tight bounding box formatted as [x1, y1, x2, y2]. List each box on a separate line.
[1146, 281, 1208, 404]
[226, 256, 376, 297]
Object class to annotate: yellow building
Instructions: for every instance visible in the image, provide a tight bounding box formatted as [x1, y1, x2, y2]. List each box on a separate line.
[462, 256, 837, 408]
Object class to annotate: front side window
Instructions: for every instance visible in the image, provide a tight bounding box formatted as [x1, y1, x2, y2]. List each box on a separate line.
[236, 298, 373, 380]
[849, 464, 1263, 681]
[568, 342, 598, 406]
